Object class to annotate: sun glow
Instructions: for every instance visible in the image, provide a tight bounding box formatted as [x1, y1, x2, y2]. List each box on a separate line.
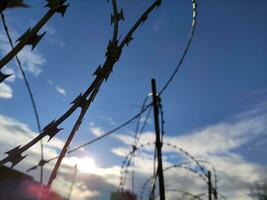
[67, 157, 97, 174]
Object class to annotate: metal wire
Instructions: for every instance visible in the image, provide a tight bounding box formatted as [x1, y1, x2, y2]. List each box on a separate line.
[0, 11, 44, 184]
[159, 0, 197, 95]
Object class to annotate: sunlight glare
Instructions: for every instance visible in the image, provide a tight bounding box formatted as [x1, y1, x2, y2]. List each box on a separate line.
[67, 157, 97, 174]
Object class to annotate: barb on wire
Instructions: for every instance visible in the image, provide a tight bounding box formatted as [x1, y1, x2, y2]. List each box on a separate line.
[0, 0, 69, 71]
[164, 142, 207, 176]
[119, 142, 155, 191]
[119, 0, 162, 48]
[0, 70, 11, 83]
[0, 10, 44, 183]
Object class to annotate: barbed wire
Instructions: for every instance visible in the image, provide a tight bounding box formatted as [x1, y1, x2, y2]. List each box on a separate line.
[0, 0, 161, 169]
[1, 1, 199, 195]
[0, 0, 69, 71]
[26, 103, 152, 172]
[154, 189, 206, 200]
[119, 140, 209, 192]
[0, 10, 44, 183]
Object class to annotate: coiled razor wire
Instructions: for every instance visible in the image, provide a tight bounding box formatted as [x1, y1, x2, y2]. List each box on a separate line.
[2, 0, 199, 191]
[119, 142, 209, 192]
[154, 189, 206, 200]
[139, 162, 208, 200]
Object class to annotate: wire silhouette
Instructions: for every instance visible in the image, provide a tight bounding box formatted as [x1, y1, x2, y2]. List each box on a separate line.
[26, 103, 152, 172]
[0, 0, 69, 71]
[0, 0, 161, 170]
[140, 161, 208, 200]
[2, 0, 198, 189]
[0, 10, 44, 183]
[159, 0, 197, 95]
[154, 189, 206, 200]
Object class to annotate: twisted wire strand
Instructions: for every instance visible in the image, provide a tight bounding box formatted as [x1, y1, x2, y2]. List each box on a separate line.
[0, 11, 44, 184]
[119, 96, 152, 191]
[131, 96, 150, 193]
[134, 96, 150, 143]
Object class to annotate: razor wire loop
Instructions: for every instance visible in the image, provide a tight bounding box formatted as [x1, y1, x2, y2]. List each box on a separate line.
[0, 0, 162, 169]
[131, 96, 152, 193]
[164, 142, 208, 177]
[119, 142, 154, 191]
[139, 162, 207, 200]
[0, 0, 69, 72]
[154, 189, 205, 200]
[107, 0, 199, 178]
[119, 141, 208, 192]
[148, 163, 207, 200]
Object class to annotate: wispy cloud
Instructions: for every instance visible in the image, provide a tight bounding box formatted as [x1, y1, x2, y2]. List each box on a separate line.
[47, 79, 67, 96]
[89, 123, 105, 137]
[56, 85, 66, 96]
[0, 83, 13, 99]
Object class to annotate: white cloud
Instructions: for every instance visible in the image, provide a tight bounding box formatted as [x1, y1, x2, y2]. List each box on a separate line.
[0, 114, 129, 200]
[47, 79, 66, 96]
[89, 124, 105, 137]
[0, 83, 13, 99]
[56, 86, 66, 96]
[0, 101, 267, 200]
[0, 25, 46, 78]
[111, 101, 267, 200]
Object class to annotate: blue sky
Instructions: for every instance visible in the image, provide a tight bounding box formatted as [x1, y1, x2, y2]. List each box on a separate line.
[0, 0, 266, 199]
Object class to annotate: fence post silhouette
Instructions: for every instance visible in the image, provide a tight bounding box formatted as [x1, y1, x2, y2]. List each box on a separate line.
[151, 78, 165, 200]
[208, 170, 213, 200]
[67, 164, 78, 200]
